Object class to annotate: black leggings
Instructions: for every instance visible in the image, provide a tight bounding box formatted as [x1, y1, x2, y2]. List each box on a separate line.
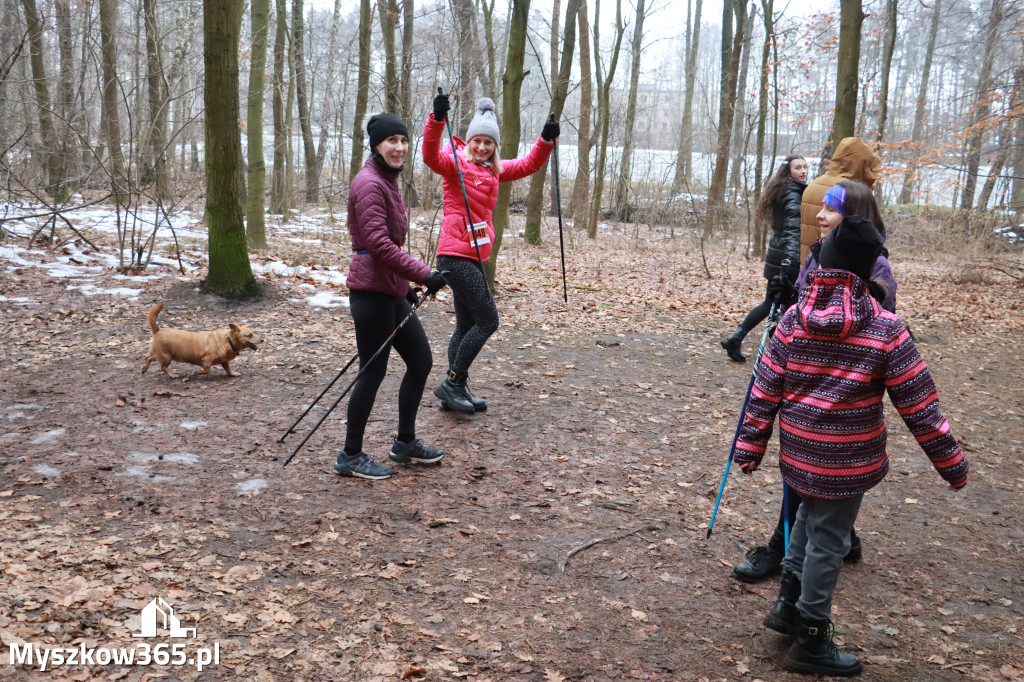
[738, 283, 796, 336]
[436, 255, 499, 376]
[344, 290, 432, 454]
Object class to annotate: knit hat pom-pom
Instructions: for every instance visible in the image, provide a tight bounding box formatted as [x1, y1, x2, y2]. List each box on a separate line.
[476, 97, 495, 113]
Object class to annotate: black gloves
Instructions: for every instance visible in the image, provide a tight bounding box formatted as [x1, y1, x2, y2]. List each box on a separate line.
[423, 270, 447, 296]
[541, 118, 560, 142]
[766, 274, 797, 300]
[433, 93, 450, 122]
[406, 287, 422, 305]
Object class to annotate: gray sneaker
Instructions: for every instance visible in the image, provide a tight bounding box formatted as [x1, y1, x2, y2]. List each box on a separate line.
[389, 438, 444, 464]
[334, 451, 393, 480]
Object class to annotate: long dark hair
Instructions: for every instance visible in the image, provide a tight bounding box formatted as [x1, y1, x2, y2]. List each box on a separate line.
[754, 155, 805, 226]
[836, 179, 885, 237]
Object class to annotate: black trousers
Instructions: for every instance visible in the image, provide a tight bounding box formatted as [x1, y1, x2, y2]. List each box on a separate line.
[344, 290, 432, 454]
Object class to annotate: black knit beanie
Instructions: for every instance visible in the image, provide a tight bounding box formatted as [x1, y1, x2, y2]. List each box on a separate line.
[818, 215, 884, 284]
[367, 113, 409, 152]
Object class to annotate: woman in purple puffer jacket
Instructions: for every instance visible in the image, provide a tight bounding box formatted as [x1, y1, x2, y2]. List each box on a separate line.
[336, 113, 448, 482]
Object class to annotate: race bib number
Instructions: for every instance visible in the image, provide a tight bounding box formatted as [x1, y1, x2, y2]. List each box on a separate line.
[466, 221, 490, 246]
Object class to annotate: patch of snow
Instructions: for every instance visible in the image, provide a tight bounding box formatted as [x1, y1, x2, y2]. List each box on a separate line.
[298, 292, 350, 308]
[30, 428, 65, 444]
[179, 421, 207, 431]
[0, 295, 35, 305]
[116, 465, 175, 482]
[129, 452, 199, 464]
[34, 464, 61, 477]
[236, 479, 268, 495]
[66, 283, 143, 298]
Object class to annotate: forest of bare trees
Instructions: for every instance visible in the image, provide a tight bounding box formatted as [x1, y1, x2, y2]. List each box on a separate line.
[1, 0, 1022, 295]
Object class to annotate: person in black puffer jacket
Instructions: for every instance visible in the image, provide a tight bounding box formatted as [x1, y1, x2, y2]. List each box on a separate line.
[721, 155, 808, 362]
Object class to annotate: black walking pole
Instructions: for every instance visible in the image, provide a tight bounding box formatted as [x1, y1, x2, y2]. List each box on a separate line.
[549, 113, 568, 303]
[278, 352, 359, 443]
[707, 259, 792, 539]
[282, 292, 430, 467]
[438, 87, 490, 289]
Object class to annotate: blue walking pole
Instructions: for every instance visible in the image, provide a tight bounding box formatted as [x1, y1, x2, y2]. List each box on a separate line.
[706, 298, 782, 540]
[783, 481, 790, 552]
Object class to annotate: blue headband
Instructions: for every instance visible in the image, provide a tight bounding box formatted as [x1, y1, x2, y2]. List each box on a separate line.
[822, 185, 846, 215]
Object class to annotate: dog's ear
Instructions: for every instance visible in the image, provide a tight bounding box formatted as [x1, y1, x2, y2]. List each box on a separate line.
[229, 323, 240, 333]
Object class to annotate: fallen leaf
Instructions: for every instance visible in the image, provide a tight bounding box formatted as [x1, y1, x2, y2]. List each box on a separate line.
[401, 667, 427, 680]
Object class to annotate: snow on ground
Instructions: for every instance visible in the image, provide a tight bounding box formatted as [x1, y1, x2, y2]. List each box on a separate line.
[1, 197, 352, 309]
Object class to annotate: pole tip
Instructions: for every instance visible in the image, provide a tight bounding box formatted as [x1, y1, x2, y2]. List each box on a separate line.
[705, 529, 713, 539]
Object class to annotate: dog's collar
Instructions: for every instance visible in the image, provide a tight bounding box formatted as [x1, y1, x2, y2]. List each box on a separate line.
[227, 335, 238, 353]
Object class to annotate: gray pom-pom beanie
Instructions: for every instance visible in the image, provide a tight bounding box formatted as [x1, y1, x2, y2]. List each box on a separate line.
[465, 98, 500, 145]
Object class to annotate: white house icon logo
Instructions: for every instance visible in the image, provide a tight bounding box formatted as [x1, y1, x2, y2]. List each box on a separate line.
[132, 597, 197, 638]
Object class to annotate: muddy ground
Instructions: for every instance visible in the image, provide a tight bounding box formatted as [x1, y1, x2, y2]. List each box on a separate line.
[1, 213, 1023, 682]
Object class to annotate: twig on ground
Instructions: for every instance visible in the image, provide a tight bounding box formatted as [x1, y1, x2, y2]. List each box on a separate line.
[559, 522, 663, 573]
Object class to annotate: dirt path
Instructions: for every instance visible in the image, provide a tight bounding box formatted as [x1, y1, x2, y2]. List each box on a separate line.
[1, 223, 1022, 681]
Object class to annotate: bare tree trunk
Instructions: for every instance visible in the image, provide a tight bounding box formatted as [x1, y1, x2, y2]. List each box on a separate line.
[454, 0, 480, 135]
[611, 0, 646, 222]
[874, 0, 897, 142]
[673, 0, 702, 190]
[898, 0, 940, 204]
[54, 0, 77, 191]
[349, 0, 371, 179]
[203, 0, 257, 298]
[752, 0, 774, 257]
[378, 0, 400, 112]
[960, 0, 1003, 223]
[728, 3, 755, 199]
[831, 0, 863, 153]
[143, 0, 170, 201]
[586, 0, 625, 239]
[1010, 44, 1024, 219]
[568, 0, 592, 225]
[22, 0, 67, 200]
[523, 0, 580, 245]
[400, 0, 418, 207]
[247, 0, 270, 246]
[701, 0, 746, 239]
[977, 120, 1009, 211]
[270, 0, 289, 213]
[292, 0, 318, 203]
[314, 0, 342, 188]
[480, 0, 497, 94]
[484, 0, 531, 288]
[98, 0, 128, 200]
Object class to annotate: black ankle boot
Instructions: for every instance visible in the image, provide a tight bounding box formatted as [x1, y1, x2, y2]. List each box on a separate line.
[440, 374, 487, 412]
[733, 544, 782, 583]
[434, 370, 475, 414]
[721, 326, 747, 363]
[763, 570, 801, 636]
[784, 615, 862, 676]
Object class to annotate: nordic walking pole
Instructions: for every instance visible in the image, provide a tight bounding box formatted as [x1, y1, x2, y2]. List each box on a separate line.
[549, 112, 568, 303]
[783, 481, 790, 553]
[282, 291, 432, 466]
[707, 259, 792, 539]
[438, 87, 489, 291]
[278, 352, 359, 442]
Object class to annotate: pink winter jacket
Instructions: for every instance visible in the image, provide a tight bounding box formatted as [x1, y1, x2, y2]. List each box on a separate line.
[422, 114, 553, 262]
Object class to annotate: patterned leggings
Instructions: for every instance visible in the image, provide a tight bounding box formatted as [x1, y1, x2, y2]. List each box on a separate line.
[436, 255, 499, 376]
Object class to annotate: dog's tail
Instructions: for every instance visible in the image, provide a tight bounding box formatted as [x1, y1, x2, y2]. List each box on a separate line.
[148, 303, 164, 334]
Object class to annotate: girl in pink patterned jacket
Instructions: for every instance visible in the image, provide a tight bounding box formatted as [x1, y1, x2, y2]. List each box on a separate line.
[422, 94, 558, 414]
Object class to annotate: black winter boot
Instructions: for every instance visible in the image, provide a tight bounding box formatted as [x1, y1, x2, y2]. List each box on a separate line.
[440, 375, 487, 412]
[844, 528, 862, 563]
[783, 615, 862, 677]
[434, 370, 475, 414]
[721, 326, 747, 363]
[763, 570, 801, 636]
[733, 544, 783, 583]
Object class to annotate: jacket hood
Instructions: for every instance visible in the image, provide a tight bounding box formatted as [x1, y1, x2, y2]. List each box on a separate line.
[797, 269, 879, 339]
[827, 138, 881, 187]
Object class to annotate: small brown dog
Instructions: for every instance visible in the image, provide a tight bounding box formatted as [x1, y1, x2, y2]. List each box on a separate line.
[142, 303, 261, 378]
